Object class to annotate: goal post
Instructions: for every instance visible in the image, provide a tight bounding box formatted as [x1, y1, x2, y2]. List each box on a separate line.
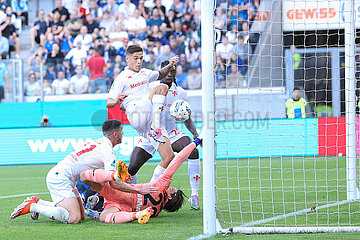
[199, 0, 360, 236]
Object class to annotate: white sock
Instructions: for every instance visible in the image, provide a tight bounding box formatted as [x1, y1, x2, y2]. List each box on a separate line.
[150, 164, 166, 182]
[37, 199, 55, 207]
[129, 174, 138, 184]
[30, 203, 69, 224]
[188, 158, 201, 196]
[151, 95, 166, 130]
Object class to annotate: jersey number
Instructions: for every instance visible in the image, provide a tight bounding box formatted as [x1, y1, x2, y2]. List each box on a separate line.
[143, 193, 163, 216]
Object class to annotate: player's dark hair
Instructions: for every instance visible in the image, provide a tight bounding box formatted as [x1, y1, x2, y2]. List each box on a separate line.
[126, 45, 143, 56]
[164, 189, 185, 212]
[293, 87, 301, 91]
[102, 120, 122, 137]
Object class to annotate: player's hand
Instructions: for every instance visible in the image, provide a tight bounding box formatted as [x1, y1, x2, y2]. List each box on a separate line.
[169, 56, 179, 66]
[117, 93, 128, 103]
[139, 186, 159, 195]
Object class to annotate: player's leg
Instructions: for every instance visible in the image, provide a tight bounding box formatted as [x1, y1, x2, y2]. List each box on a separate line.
[149, 84, 169, 131]
[100, 206, 154, 224]
[172, 136, 201, 210]
[150, 138, 175, 182]
[128, 146, 153, 184]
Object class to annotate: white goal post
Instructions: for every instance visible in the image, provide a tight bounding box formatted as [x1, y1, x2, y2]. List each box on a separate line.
[200, 0, 360, 236]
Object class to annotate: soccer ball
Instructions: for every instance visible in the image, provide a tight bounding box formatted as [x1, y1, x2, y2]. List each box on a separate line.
[170, 100, 192, 122]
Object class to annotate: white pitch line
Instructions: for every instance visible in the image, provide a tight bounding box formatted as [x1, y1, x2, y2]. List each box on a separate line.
[0, 192, 49, 199]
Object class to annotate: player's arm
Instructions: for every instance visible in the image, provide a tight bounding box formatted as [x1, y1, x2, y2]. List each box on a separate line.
[109, 181, 158, 195]
[106, 93, 128, 108]
[184, 117, 198, 139]
[157, 55, 179, 80]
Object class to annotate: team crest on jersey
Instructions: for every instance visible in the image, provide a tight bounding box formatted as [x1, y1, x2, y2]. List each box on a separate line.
[128, 76, 132, 79]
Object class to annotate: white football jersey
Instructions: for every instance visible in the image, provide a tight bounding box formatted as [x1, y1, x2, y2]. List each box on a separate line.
[150, 81, 188, 132]
[108, 67, 160, 109]
[56, 137, 117, 182]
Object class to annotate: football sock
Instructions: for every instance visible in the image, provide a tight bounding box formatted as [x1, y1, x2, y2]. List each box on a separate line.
[104, 212, 137, 223]
[129, 174, 138, 184]
[150, 164, 166, 182]
[30, 204, 69, 224]
[37, 199, 55, 207]
[188, 158, 201, 196]
[151, 94, 166, 130]
[84, 169, 116, 183]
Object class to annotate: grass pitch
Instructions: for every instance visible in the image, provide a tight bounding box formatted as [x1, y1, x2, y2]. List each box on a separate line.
[1, 158, 360, 240]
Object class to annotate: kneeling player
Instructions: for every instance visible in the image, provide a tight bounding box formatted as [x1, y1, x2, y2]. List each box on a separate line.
[79, 136, 203, 224]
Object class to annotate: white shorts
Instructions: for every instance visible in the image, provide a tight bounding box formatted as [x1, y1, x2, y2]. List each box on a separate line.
[135, 128, 186, 156]
[126, 95, 168, 150]
[46, 166, 80, 204]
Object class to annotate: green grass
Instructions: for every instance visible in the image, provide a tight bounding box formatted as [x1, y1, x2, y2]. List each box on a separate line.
[0, 157, 360, 240]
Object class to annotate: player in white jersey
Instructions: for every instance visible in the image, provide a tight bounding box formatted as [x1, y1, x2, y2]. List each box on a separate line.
[128, 61, 201, 210]
[106, 45, 179, 182]
[10, 120, 158, 224]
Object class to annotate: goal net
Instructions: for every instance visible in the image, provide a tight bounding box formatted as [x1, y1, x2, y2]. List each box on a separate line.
[201, 0, 360, 235]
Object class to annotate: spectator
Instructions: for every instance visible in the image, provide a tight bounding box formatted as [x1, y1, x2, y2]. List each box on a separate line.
[178, 53, 190, 72]
[30, 10, 48, 52]
[153, 0, 166, 19]
[185, 38, 200, 69]
[187, 20, 200, 43]
[52, 70, 70, 95]
[52, 0, 70, 22]
[154, 44, 175, 69]
[99, 10, 115, 33]
[62, 0, 77, 14]
[87, 0, 103, 22]
[86, 46, 106, 93]
[24, 72, 40, 96]
[60, 59, 73, 79]
[0, 30, 9, 58]
[45, 63, 57, 82]
[65, 41, 87, 67]
[44, 32, 57, 53]
[169, 35, 184, 56]
[69, 65, 89, 94]
[43, 79, 53, 95]
[239, 21, 249, 39]
[65, 10, 83, 38]
[28, 46, 46, 75]
[84, 12, 99, 37]
[170, 0, 186, 19]
[102, 0, 119, 19]
[186, 70, 201, 89]
[236, 0, 250, 22]
[160, 9, 176, 38]
[172, 20, 186, 44]
[185, 0, 200, 19]
[118, 0, 135, 20]
[146, 24, 162, 46]
[175, 64, 187, 89]
[47, 43, 64, 69]
[138, 0, 149, 19]
[59, 28, 74, 55]
[214, 6, 226, 30]
[109, 23, 128, 50]
[38, 115, 55, 127]
[286, 88, 307, 119]
[47, 11, 64, 42]
[143, 50, 156, 69]
[73, 0, 86, 20]
[147, 8, 163, 30]
[231, 35, 251, 75]
[102, 36, 117, 62]
[125, 8, 147, 40]
[152, 39, 163, 57]
[11, 0, 28, 28]
[4, 6, 17, 25]
[0, 13, 19, 58]
[226, 64, 243, 88]
[182, 12, 193, 32]
[216, 35, 233, 65]
[73, 25, 92, 51]
[226, 24, 238, 45]
[106, 67, 120, 91]
[0, 54, 7, 102]
[81, 57, 88, 76]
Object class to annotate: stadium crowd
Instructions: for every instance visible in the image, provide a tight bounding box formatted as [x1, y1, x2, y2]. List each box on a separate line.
[20, 0, 260, 96]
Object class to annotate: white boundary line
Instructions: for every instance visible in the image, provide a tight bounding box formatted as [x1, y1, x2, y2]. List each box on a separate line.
[0, 192, 49, 199]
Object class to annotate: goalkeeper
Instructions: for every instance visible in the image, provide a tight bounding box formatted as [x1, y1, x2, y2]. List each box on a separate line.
[79, 135, 203, 224]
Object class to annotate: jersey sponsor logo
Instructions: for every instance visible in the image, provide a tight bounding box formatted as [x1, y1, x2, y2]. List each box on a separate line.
[164, 103, 172, 108]
[76, 144, 96, 156]
[136, 194, 143, 211]
[286, 8, 336, 20]
[130, 80, 148, 89]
